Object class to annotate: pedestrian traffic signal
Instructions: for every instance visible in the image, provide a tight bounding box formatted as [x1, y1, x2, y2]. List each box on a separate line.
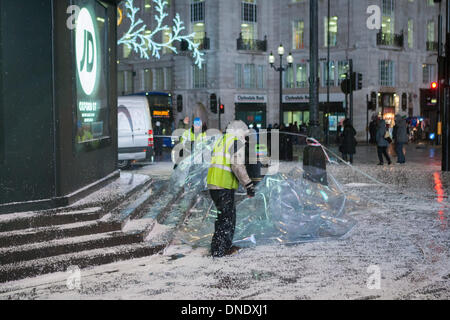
[356, 73, 363, 90]
[210, 94, 218, 114]
[219, 104, 225, 114]
[431, 81, 438, 90]
[351, 72, 363, 91]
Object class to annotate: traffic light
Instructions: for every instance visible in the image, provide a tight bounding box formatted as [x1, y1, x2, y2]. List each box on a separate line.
[351, 72, 363, 91]
[176, 95, 183, 113]
[357, 73, 363, 90]
[210, 94, 217, 114]
[431, 81, 438, 90]
[340, 78, 351, 95]
[219, 104, 225, 114]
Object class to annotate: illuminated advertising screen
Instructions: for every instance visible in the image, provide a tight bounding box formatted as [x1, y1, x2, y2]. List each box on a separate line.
[74, 0, 110, 150]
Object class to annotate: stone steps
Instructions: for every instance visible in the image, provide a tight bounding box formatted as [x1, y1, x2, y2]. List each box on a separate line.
[0, 231, 145, 266]
[0, 242, 165, 283]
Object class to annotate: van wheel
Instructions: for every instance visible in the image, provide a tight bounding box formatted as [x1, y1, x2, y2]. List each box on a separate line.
[118, 160, 130, 169]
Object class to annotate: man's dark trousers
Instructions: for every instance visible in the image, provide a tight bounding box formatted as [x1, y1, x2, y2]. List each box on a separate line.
[209, 189, 236, 257]
[395, 142, 405, 163]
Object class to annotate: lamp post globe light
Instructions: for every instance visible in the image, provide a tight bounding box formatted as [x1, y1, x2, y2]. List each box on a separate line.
[269, 44, 293, 126]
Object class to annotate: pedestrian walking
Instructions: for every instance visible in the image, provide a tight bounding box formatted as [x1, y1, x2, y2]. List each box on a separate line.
[369, 116, 378, 144]
[154, 121, 163, 159]
[393, 114, 408, 164]
[207, 120, 255, 257]
[339, 119, 357, 164]
[376, 119, 392, 165]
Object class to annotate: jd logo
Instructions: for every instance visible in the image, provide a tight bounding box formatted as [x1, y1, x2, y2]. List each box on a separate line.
[76, 8, 98, 96]
[80, 30, 95, 73]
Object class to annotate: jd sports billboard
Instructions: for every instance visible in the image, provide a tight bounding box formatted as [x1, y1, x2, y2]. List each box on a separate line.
[74, 0, 110, 150]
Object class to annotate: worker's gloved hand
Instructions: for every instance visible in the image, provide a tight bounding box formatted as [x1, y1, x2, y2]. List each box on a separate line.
[246, 182, 255, 198]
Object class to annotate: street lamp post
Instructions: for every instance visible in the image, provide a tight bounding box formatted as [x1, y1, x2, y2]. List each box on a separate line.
[269, 44, 293, 126]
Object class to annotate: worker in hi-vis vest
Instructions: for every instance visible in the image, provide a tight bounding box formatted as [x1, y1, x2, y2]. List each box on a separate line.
[174, 117, 207, 168]
[207, 120, 255, 257]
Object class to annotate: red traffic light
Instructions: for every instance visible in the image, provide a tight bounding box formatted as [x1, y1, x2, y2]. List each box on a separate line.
[431, 81, 438, 89]
[219, 104, 225, 114]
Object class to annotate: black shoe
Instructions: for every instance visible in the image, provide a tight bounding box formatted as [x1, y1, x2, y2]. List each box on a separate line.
[224, 246, 241, 256]
[378, 163, 383, 166]
[388, 161, 392, 165]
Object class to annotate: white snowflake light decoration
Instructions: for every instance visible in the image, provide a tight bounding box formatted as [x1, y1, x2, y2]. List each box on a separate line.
[118, 0, 204, 68]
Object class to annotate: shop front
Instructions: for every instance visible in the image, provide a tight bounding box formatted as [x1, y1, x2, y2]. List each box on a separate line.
[378, 92, 398, 126]
[282, 94, 346, 134]
[235, 94, 267, 129]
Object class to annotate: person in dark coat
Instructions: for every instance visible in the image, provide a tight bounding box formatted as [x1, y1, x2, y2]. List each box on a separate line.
[393, 114, 408, 164]
[369, 117, 378, 144]
[340, 119, 357, 164]
[154, 121, 164, 159]
[375, 119, 392, 165]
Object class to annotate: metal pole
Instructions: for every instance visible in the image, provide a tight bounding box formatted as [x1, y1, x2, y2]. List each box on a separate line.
[437, 2, 442, 146]
[218, 97, 221, 131]
[366, 94, 369, 144]
[309, 0, 320, 138]
[443, 0, 450, 171]
[280, 54, 283, 126]
[349, 59, 354, 125]
[326, 0, 330, 145]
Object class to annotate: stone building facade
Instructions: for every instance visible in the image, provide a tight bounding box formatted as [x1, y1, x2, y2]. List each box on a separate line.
[118, 0, 444, 140]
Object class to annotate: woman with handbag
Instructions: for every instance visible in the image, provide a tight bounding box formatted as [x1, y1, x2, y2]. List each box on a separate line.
[375, 119, 392, 166]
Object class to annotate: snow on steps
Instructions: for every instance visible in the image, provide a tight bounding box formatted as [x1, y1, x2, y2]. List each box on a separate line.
[0, 242, 166, 283]
[0, 179, 198, 283]
[0, 207, 104, 233]
[0, 219, 123, 248]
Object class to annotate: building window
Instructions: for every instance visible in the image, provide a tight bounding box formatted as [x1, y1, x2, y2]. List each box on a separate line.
[165, 67, 172, 90]
[193, 65, 207, 89]
[235, 64, 243, 88]
[338, 61, 349, 84]
[379, 60, 395, 86]
[191, 0, 206, 46]
[408, 19, 413, 49]
[144, 0, 152, 12]
[427, 20, 435, 43]
[257, 65, 265, 89]
[322, 61, 335, 87]
[243, 64, 256, 89]
[154, 68, 164, 90]
[162, 30, 172, 54]
[123, 45, 132, 59]
[284, 65, 295, 89]
[382, 0, 395, 35]
[143, 68, 152, 91]
[292, 20, 305, 49]
[423, 64, 436, 84]
[241, 0, 258, 41]
[191, 0, 205, 23]
[296, 63, 307, 88]
[324, 16, 338, 47]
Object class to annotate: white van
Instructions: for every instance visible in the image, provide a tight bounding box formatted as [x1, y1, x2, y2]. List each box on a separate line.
[117, 96, 154, 168]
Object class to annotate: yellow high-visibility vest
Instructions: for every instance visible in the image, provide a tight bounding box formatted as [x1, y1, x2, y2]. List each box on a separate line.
[207, 134, 239, 190]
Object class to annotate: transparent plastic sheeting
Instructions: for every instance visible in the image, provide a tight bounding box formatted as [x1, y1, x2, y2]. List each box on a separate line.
[170, 137, 358, 247]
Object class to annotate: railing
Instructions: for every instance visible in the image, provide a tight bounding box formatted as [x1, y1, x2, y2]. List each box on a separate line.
[426, 41, 439, 51]
[181, 37, 210, 51]
[376, 31, 403, 48]
[237, 36, 267, 52]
